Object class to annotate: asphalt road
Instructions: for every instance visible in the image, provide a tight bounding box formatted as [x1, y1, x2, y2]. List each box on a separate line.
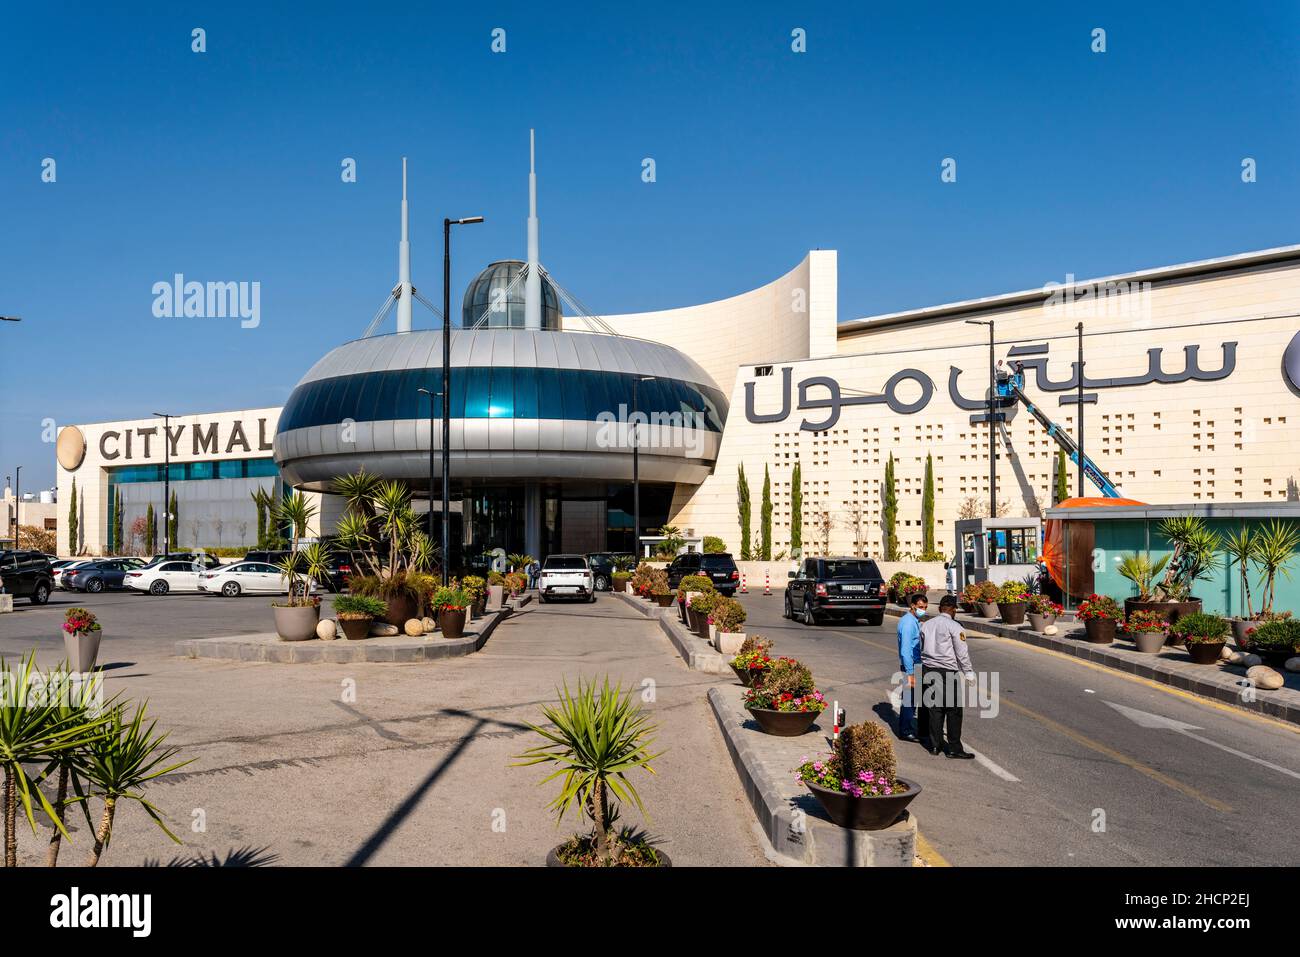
[734, 590, 1300, 866]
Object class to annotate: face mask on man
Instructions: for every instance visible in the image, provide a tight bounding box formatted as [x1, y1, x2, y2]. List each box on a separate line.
[915, 607, 927, 618]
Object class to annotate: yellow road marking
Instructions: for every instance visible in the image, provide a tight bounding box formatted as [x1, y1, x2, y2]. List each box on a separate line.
[999, 697, 1233, 813]
[915, 830, 951, 867]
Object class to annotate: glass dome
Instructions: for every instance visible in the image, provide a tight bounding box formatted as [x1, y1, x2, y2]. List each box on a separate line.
[461, 260, 562, 330]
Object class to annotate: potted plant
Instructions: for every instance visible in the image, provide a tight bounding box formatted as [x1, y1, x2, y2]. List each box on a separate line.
[1120, 609, 1169, 655]
[995, 580, 1030, 625]
[487, 570, 506, 609]
[1229, 520, 1300, 641]
[1116, 551, 1171, 620]
[1143, 516, 1222, 622]
[1171, 611, 1230, 664]
[1076, 593, 1121, 644]
[959, 583, 981, 614]
[711, 597, 748, 654]
[513, 678, 668, 867]
[730, 636, 773, 686]
[461, 575, 488, 617]
[677, 574, 713, 624]
[433, 585, 471, 640]
[1026, 593, 1062, 632]
[612, 571, 631, 594]
[334, 594, 387, 640]
[1242, 618, 1300, 665]
[689, 590, 720, 638]
[271, 495, 328, 641]
[975, 580, 1000, 618]
[632, 564, 672, 605]
[743, 657, 827, 736]
[62, 607, 103, 673]
[795, 720, 921, 830]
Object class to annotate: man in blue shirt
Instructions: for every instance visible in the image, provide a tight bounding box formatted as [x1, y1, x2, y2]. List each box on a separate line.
[896, 592, 929, 743]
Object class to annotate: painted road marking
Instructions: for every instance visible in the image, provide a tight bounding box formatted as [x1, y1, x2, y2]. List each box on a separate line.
[969, 749, 1021, 782]
[915, 830, 951, 867]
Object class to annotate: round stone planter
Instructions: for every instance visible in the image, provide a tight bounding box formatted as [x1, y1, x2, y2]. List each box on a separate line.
[487, 584, 504, 609]
[730, 663, 759, 686]
[545, 843, 671, 868]
[273, 604, 321, 642]
[695, 618, 711, 641]
[977, 602, 1000, 619]
[1185, 640, 1226, 665]
[746, 707, 818, 737]
[1231, 618, 1261, 644]
[1245, 646, 1296, 666]
[382, 594, 419, 627]
[806, 777, 921, 831]
[438, 608, 467, 641]
[653, 593, 675, 607]
[338, 616, 372, 641]
[1026, 612, 1056, 633]
[472, 597, 487, 618]
[1130, 629, 1166, 654]
[716, 631, 747, 655]
[1083, 618, 1116, 644]
[1123, 598, 1202, 627]
[63, 630, 102, 673]
[997, 602, 1028, 625]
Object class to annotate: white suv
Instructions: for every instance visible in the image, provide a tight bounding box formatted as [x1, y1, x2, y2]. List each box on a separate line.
[538, 554, 596, 603]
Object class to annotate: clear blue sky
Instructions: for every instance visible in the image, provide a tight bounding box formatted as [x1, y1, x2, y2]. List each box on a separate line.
[3, 1, 1298, 490]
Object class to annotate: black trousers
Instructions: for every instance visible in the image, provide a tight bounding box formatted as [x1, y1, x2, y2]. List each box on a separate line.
[921, 665, 963, 752]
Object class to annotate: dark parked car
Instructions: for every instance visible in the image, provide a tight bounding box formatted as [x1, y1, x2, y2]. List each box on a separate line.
[665, 552, 740, 596]
[64, 559, 135, 593]
[784, 557, 887, 626]
[242, 549, 354, 593]
[0, 550, 54, 605]
[584, 552, 634, 591]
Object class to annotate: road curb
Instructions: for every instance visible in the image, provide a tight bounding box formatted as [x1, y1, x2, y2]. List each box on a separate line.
[886, 609, 1300, 726]
[175, 607, 510, 663]
[708, 686, 916, 866]
[615, 591, 731, 673]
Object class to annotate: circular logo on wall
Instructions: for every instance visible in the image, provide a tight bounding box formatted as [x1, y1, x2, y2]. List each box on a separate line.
[1286, 331, 1300, 391]
[56, 426, 87, 471]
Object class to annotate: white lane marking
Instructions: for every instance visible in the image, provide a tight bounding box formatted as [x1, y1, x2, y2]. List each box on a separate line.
[969, 748, 1021, 783]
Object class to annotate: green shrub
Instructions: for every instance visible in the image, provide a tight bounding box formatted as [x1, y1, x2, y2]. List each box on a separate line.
[1246, 618, 1300, 653]
[997, 579, 1029, 603]
[677, 574, 714, 599]
[711, 597, 747, 632]
[703, 536, 728, 554]
[1171, 611, 1229, 643]
[690, 591, 721, 616]
[762, 658, 815, 698]
[461, 575, 486, 603]
[334, 594, 387, 619]
[838, 721, 898, 788]
[432, 586, 470, 610]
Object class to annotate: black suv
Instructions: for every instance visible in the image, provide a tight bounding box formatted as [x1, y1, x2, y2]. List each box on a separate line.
[584, 552, 634, 591]
[0, 550, 54, 605]
[784, 556, 887, 626]
[665, 552, 739, 596]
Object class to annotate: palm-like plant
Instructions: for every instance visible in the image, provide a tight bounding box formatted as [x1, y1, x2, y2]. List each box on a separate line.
[1223, 527, 1259, 619]
[81, 702, 190, 867]
[507, 553, 528, 573]
[41, 666, 112, 867]
[332, 467, 382, 519]
[272, 492, 320, 606]
[0, 654, 110, 867]
[276, 541, 333, 604]
[1116, 552, 1169, 601]
[1156, 516, 1222, 601]
[513, 678, 664, 865]
[373, 481, 415, 574]
[1251, 520, 1300, 617]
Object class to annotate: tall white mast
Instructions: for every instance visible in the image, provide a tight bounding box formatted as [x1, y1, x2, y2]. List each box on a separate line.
[396, 157, 413, 333]
[524, 130, 542, 330]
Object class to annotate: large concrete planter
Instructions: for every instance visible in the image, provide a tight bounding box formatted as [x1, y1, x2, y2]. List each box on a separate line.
[545, 843, 671, 868]
[997, 602, 1027, 625]
[1124, 598, 1202, 627]
[1083, 619, 1116, 644]
[382, 593, 418, 627]
[653, 593, 674, 607]
[977, 602, 1000, 619]
[746, 707, 818, 737]
[488, 584, 504, 609]
[63, 630, 102, 673]
[806, 777, 921, 831]
[1026, 612, 1056, 632]
[1130, 629, 1166, 654]
[273, 604, 320, 642]
[716, 631, 746, 655]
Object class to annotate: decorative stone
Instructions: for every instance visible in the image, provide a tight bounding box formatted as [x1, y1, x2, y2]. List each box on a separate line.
[1241, 653, 1263, 668]
[422, 616, 437, 634]
[1246, 665, 1284, 690]
[1285, 656, 1300, 673]
[1220, 644, 1236, 660]
[369, 622, 399, 637]
[1042, 625, 1058, 636]
[404, 618, 424, 637]
[1226, 651, 1248, 665]
[316, 619, 337, 641]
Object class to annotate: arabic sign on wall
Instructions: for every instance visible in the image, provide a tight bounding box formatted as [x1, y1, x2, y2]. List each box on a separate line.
[745, 340, 1239, 431]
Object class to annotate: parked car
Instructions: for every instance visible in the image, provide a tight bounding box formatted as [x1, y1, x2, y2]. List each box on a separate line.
[63, 559, 136, 593]
[784, 556, 887, 626]
[123, 560, 206, 596]
[538, 554, 596, 603]
[583, 552, 633, 591]
[199, 561, 319, 597]
[55, 559, 98, 589]
[149, 552, 224, 570]
[0, 550, 54, 605]
[665, 552, 740, 596]
[242, 549, 353, 592]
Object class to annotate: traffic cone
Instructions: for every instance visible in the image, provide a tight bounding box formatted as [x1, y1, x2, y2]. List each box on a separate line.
[763, 571, 771, 596]
[739, 572, 748, 594]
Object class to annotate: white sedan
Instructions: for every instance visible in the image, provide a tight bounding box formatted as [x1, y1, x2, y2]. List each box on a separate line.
[198, 561, 319, 598]
[123, 560, 205, 596]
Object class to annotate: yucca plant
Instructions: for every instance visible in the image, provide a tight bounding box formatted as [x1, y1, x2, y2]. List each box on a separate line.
[1251, 520, 1300, 617]
[1116, 552, 1170, 602]
[80, 702, 190, 867]
[513, 678, 664, 865]
[1223, 527, 1259, 619]
[1156, 516, 1221, 601]
[271, 492, 320, 607]
[275, 541, 332, 606]
[41, 666, 113, 867]
[0, 653, 110, 867]
[507, 553, 528, 574]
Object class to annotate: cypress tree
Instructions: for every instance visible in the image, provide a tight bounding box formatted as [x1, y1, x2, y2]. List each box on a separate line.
[737, 464, 752, 561]
[790, 462, 802, 557]
[146, 503, 157, 555]
[922, 452, 935, 557]
[883, 454, 899, 561]
[1055, 448, 1069, 504]
[114, 490, 124, 555]
[169, 490, 179, 552]
[760, 464, 772, 560]
[68, 478, 78, 554]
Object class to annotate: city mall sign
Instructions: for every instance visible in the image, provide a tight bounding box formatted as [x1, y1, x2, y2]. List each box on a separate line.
[58, 417, 277, 470]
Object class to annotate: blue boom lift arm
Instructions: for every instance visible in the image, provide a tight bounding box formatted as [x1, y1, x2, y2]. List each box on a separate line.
[997, 363, 1122, 498]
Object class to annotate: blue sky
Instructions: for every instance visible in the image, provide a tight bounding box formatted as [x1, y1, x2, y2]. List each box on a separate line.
[3, 1, 1298, 489]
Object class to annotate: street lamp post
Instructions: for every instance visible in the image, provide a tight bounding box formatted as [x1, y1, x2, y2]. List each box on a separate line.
[1076, 322, 1085, 498]
[965, 320, 997, 519]
[631, 376, 655, 559]
[12, 466, 20, 551]
[441, 215, 484, 585]
[417, 387, 439, 550]
[154, 413, 173, 553]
